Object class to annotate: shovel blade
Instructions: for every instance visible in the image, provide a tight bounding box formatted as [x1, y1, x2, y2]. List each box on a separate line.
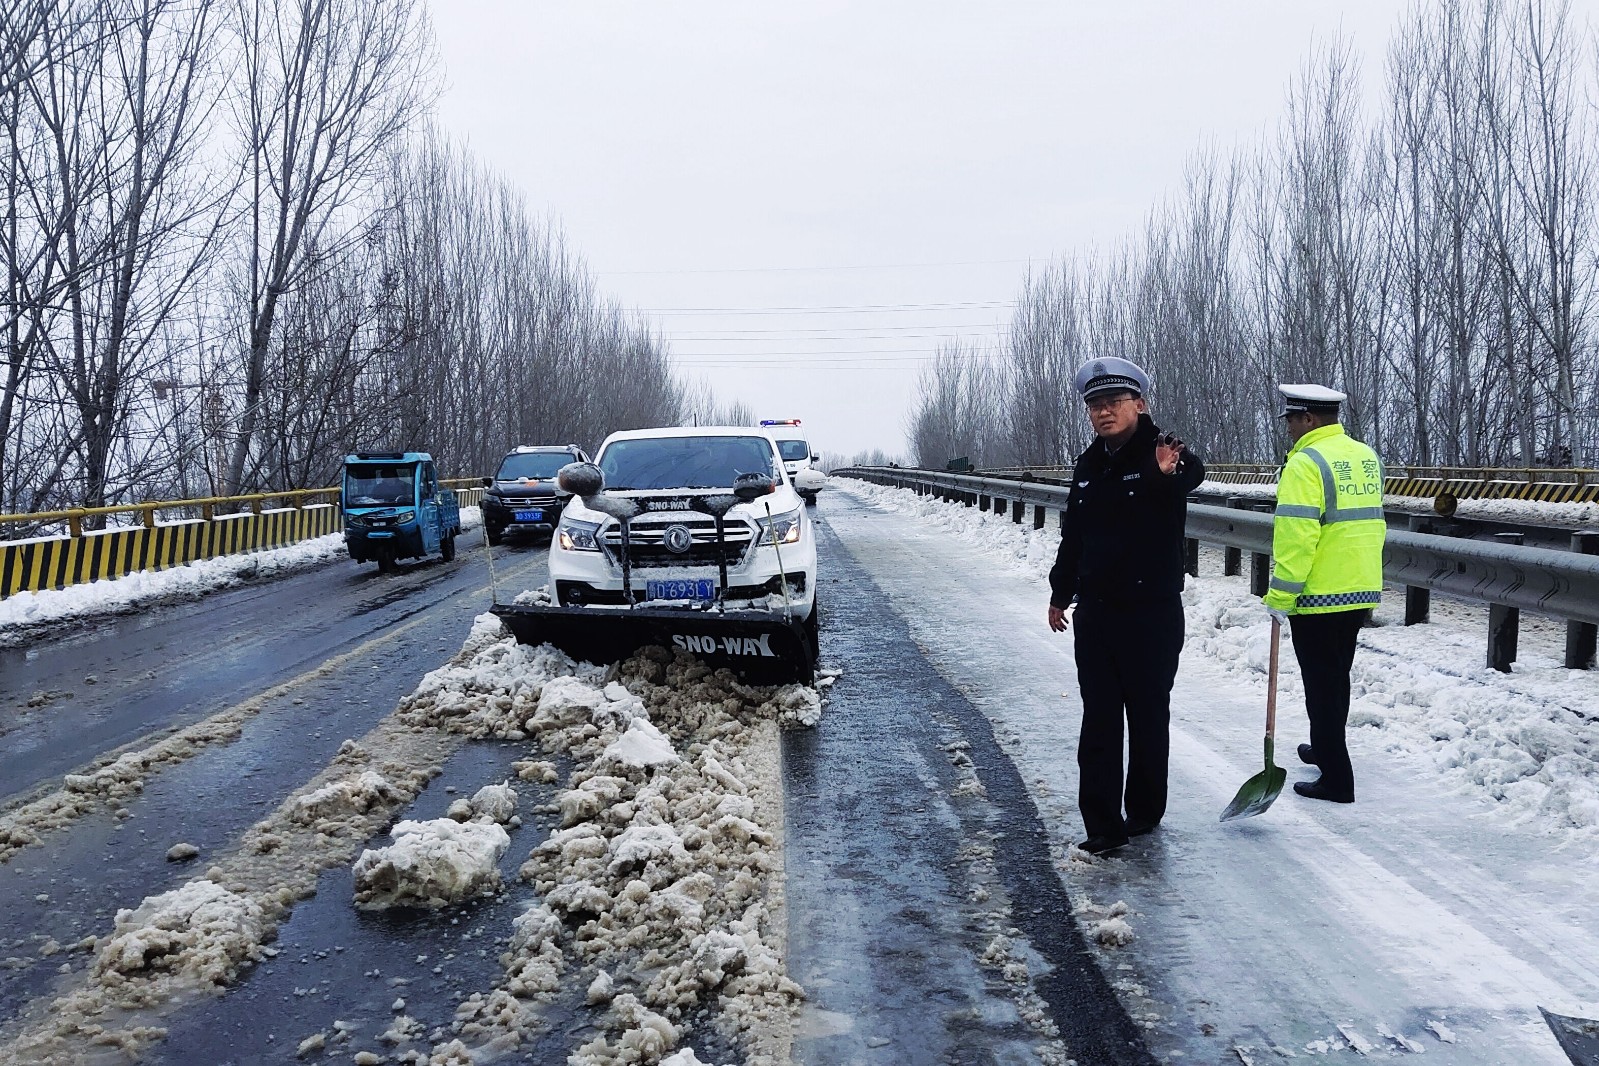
[1219, 765, 1287, 821]
[1540, 1006, 1599, 1063]
[1220, 736, 1287, 822]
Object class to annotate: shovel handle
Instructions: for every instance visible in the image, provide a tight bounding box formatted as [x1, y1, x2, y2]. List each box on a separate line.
[1265, 617, 1281, 739]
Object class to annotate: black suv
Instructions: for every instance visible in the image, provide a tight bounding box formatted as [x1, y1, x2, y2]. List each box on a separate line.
[481, 445, 589, 545]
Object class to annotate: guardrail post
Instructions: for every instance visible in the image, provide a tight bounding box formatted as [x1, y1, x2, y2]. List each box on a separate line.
[141, 504, 157, 530]
[1250, 503, 1271, 596]
[978, 493, 990, 510]
[1404, 516, 1433, 625]
[1487, 532, 1523, 672]
[1011, 499, 1024, 524]
[1223, 497, 1245, 576]
[68, 509, 84, 538]
[1033, 504, 1046, 530]
[1567, 531, 1598, 669]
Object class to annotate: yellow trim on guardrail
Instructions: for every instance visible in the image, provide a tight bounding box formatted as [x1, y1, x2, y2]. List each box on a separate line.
[0, 478, 486, 600]
[1201, 468, 1599, 503]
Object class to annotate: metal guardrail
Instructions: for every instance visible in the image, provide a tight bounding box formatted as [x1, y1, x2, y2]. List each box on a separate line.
[983, 462, 1599, 483]
[958, 463, 1599, 504]
[0, 478, 484, 540]
[839, 466, 1599, 671]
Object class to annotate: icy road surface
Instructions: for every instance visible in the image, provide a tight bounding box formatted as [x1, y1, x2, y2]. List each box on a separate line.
[824, 479, 1599, 1064]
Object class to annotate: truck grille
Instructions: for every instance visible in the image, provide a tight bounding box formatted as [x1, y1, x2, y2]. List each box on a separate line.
[600, 515, 753, 569]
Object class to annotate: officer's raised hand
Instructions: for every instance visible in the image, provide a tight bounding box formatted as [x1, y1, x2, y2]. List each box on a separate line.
[1155, 432, 1185, 475]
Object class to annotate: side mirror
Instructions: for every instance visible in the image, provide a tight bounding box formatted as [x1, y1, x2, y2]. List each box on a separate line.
[811, 454, 820, 462]
[556, 461, 605, 498]
[481, 476, 493, 488]
[733, 472, 776, 502]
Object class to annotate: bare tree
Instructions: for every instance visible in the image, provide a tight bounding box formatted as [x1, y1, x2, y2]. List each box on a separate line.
[222, 0, 434, 494]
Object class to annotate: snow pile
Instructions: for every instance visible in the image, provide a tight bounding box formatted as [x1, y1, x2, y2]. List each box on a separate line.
[448, 781, 518, 824]
[292, 770, 398, 826]
[61, 751, 149, 800]
[602, 718, 680, 769]
[352, 818, 511, 910]
[93, 880, 266, 989]
[397, 618, 600, 741]
[421, 643, 808, 1065]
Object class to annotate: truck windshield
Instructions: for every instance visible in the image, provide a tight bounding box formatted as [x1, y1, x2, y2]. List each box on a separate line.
[774, 439, 809, 462]
[599, 435, 777, 490]
[345, 464, 416, 507]
[497, 452, 571, 480]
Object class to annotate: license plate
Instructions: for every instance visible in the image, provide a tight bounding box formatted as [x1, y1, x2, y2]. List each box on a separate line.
[514, 509, 543, 522]
[646, 578, 716, 602]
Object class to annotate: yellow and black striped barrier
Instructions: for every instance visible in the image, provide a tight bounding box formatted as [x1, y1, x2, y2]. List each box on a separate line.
[0, 479, 486, 601]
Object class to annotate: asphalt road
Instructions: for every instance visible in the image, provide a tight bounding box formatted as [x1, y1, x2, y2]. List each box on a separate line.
[0, 513, 1152, 1064]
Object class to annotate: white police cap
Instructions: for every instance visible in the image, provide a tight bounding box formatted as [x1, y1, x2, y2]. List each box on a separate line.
[1075, 357, 1150, 401]
[1278, 383, 1346, 417]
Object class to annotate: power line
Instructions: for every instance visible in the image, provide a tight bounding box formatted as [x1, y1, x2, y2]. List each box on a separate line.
[639, 300, 1017, 315]
[665, 322, 1009, 335]
[597, 258, 1041, 276]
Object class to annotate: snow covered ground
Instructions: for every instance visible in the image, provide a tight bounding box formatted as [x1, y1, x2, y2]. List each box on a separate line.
[827, 476, 1599, 1063]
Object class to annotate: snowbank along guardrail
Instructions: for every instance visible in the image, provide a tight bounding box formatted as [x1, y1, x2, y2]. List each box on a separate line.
[837, 467, 1599, 673]
[0, 480, 485, 600]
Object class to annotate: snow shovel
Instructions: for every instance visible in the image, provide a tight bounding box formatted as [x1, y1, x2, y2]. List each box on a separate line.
[1220, 617, 1287, 821]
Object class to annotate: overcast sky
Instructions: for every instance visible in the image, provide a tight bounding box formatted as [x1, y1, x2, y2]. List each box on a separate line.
[429, 2, 1406, 459]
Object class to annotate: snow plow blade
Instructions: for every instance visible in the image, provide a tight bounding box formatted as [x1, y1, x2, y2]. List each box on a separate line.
[491, 603, 814, 686]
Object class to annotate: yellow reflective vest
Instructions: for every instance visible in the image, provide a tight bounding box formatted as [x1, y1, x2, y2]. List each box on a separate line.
[1262, 424, 1386, 615]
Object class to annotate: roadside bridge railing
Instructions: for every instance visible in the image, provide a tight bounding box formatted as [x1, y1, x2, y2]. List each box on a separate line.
[837, 467, 1599, 673]
[0, 479, 484, 601]
[977, 463, 1599, 506]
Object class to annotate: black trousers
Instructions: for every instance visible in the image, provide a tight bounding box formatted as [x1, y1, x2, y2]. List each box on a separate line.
[1287, 609, 1369, 797]
[1072, 597, 1185, 840]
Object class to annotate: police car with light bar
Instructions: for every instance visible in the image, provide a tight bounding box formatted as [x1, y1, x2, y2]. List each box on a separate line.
[758, 418, 826, 504]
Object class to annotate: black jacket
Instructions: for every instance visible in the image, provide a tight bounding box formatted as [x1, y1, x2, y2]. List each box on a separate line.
[1048, 414, 1205, 608]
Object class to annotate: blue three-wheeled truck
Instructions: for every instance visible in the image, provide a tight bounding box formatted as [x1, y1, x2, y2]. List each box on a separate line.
[341, 451, 462, 572]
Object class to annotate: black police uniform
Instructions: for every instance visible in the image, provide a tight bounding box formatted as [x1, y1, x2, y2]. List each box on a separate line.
[1049, 414, 1205, 843]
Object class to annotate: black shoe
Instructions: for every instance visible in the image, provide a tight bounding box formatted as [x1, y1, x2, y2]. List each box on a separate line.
[1076, 835, 1129, 856]
[1293, 779, 1353, 804]
[1125, 819, 1159, 837]
[1297, 743, 1318, 766]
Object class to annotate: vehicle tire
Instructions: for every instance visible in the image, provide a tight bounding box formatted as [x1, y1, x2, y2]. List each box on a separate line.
[802, 491, 817, 507]
[802, 598, 820, 666]
[376, 551, 396, 573]
[486, 525, 503, 547]
[440, 534, 456, 562]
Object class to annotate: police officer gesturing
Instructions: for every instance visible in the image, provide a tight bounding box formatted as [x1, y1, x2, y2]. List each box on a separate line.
[1047, 358, 1205, 855]
[1263, 384, 1386, 804]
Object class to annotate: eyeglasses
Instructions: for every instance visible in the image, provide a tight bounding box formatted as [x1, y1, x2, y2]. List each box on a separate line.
[1085, 395, 1135, 413]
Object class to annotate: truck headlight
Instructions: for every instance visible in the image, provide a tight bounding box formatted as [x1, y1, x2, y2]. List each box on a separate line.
[558, 517, 601, 551]
[755, 506, 803, 545]
[394, 511, 415, 524]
